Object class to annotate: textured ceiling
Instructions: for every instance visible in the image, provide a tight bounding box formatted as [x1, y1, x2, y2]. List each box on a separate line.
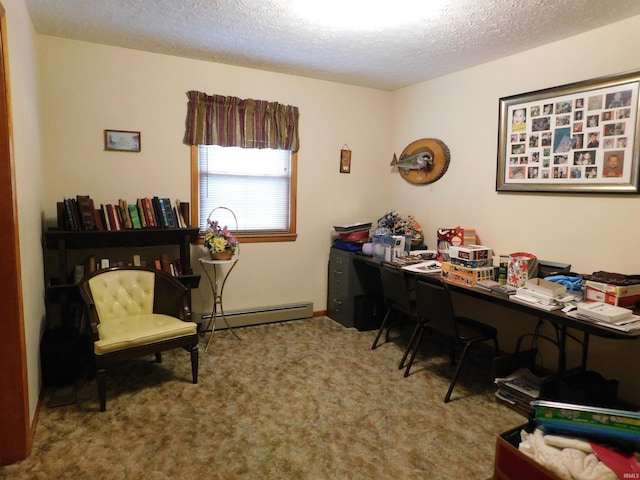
[25, 0, 640, 91]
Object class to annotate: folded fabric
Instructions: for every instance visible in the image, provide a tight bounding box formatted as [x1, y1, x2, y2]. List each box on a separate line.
[520, 429, 573, 479]
[519, 428, 616, 480]
[544, 275, 583, 292]
[561, 448, 617, 480]
[581, 271, 640, 286]
[545, 433, 593, 453]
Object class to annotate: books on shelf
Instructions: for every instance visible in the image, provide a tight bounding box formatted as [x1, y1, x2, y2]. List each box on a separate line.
[175, 199, 191, 228]
[71, 251, 183, 278]
[136, 198, 147, 228]
[55, 196, 191, 231]
[76, 195, 96, 230]
[61, 198, 79, 231]
[117, 199, 131, 229]
[128, 203, 142, 229]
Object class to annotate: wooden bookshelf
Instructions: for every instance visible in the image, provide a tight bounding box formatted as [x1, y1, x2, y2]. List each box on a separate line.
[43, 227, 201, 329]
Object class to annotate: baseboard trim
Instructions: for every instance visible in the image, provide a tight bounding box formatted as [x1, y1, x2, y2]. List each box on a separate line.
[200, 302, 314, 328]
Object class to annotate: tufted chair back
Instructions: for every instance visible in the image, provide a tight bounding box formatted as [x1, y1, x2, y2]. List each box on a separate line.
[88, 269, 155, 323]
[78, 266, 199, 411]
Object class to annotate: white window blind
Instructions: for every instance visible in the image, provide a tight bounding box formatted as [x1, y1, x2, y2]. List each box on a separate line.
[198, 145, 292, 234]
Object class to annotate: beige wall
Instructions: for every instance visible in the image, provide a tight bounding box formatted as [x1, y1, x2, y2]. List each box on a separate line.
[390, 15, 640, 403]
[37, 36, 392, 315]
[391, 16, 640, 274]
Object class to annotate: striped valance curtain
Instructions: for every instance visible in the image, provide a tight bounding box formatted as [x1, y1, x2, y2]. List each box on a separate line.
[183, 91, 300, 152]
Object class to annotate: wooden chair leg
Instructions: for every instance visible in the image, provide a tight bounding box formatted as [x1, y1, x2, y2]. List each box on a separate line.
[190, 345, 199, 384]
[403, 323, 426, 377]
[96, 368, 107, 412]
[371, 308, 391, 350]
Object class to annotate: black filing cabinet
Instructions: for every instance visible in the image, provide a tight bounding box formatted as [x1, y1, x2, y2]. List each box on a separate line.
[327, 247, 384, 330]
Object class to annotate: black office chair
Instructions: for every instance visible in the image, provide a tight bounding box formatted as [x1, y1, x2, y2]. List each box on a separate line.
[371, 262, 418, 368]
[405, 277, 499, 403]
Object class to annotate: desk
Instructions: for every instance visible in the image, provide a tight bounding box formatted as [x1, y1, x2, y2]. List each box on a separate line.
[199, 256, 241, 351]
[348, 251, 640, 374]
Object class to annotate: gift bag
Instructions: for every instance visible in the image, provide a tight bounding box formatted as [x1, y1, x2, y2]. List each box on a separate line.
[437, 227, 464, 261]
[508, 252, 538, 287]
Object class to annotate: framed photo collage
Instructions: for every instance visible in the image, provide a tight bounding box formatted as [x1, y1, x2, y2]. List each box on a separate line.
[497, 71, 640, 193]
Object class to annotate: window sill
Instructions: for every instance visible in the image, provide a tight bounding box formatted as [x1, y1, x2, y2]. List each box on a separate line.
[197, 232, 297, 244]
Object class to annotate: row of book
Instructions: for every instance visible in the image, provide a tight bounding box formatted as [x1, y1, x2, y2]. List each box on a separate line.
[57, 195, 190, 231]
[74, 253, 185, 284]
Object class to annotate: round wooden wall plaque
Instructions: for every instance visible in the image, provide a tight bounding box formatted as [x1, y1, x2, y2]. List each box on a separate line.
[397, 138, 450, 185]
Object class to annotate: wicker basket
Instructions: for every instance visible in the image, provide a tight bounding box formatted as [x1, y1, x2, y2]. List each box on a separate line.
[210, 249, 233, 260]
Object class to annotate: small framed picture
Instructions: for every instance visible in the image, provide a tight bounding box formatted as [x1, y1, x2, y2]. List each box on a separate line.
[104, 129, 141, 152]
[340, 148, 351, 173]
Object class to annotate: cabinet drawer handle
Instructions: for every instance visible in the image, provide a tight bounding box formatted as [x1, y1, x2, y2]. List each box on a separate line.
[332, 298, 342, 311]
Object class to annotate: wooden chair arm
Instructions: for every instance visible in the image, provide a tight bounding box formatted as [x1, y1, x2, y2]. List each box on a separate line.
[153, 271, 192, 321]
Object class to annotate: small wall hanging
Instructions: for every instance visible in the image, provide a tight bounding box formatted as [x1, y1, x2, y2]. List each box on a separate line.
[340, 145, 351, 173]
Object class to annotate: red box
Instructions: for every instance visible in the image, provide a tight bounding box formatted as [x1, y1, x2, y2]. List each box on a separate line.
[495, 426, 564, 480]
[584, 280, 640, 307]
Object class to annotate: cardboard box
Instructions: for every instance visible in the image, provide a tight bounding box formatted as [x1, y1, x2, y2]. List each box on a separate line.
[584, 280, 640, 307]
[449, 257, 492, 268]
[440, 262, 494, 287]
[576, 301, 633, 322]
[495, 425, 564, 480]
[585, 287, 640, 307]
[524, 278, 567, 298]
[585, 280, 640, 296]
[448, 244, 491, 261]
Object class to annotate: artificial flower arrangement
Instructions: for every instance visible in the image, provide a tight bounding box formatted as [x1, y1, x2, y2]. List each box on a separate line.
[203, 219, 239, 255]
[376, 211, 423, 242]
[405, 215, 423, 241]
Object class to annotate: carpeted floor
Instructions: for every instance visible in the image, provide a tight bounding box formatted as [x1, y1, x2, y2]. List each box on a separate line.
[1, 317, 524, 479]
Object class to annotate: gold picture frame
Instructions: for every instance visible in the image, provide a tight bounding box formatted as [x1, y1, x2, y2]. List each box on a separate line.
[497, 70, 640, 193]
[104, 129, 141, 152]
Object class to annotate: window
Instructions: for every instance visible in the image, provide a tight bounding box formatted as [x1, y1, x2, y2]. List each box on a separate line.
[191, 145, 298, 243]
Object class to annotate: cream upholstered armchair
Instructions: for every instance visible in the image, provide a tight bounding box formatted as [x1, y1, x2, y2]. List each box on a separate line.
[79, 266, 199, 411]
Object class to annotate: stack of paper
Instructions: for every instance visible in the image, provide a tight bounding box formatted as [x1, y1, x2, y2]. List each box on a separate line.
[495, 367, 542, 414]
[402, 261, 441, 274]
[574, 302, 640, 332]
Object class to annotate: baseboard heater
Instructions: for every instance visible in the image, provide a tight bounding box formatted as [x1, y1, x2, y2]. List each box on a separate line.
[200, 302, 314, 329]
